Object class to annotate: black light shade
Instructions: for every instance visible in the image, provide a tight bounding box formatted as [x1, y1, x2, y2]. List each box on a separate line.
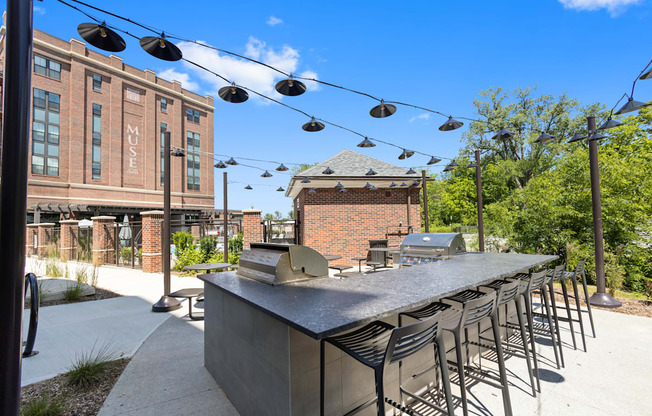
[411, 180, 420, 186]
[261, 170, 273, 178]
[641, 67, 652, 80]
[588, 132, 607, 141]
[244, 185, 253, 190]
[276, 163, 289, 171]
[438, 116, 464, 131]
[467, 162, 478, 168]
[614, 97, 650, 115]
[302, 117, 325, 132]
[398, 149, 415, 160]
[427, 156, 441, 165]
[370, 100, 396, 118]
[275, 76, 306, 96]
[219, 83, 249, 103]
[366, 168, 377, 176]
[339, 188, 348, 193]
[568, 133, 587, 143]
[140, 34, 182, 61]
[277, 187, 285, 192]
[214, 161, 227, 169]
[534, 132, 555, 144]
[225, 157, 238, 165]
[357, 137, 376, 148]
[444, 161, 460, 172]
[322, 167, 334, 175]
[389, 182, 397, 187]
[400, 182, 408, 187]
[363, 182, 373, 189]
[492, 128, 515, 140]
[78, 22, 126, 53]
[598, 117, 624, 130]
[308, 189, 316, 195]
[405, 168, 416, 174]
[369, 185, 378, 191]
[171, 149, 185, 157]
[335, 182, 344, 189]
[300, 178, 311, 183]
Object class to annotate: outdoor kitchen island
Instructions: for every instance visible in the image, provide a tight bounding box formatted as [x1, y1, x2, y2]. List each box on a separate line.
[199, 252, 556, 416]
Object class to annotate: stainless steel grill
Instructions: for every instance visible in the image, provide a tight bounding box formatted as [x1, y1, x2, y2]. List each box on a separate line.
[398, 233, 466, 266]
[237, 243, 328, 285]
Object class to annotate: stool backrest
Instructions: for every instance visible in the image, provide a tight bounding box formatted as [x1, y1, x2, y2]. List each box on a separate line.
[575, 260, 586, 276]
[527, 270, 548, 293]
[385, 310, 442, 366]
[496, 279, 520, 306]
[552, 264, 565, 280]
[461, 291, 497, 327]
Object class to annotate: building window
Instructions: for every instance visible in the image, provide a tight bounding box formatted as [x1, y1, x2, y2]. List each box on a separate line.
[186, 108, 199, 123]
[160, 98, 167, 112]
[160, 123, 167, 186]
[92, 104, 102, 179]
[92, 74, 102, 91]
[186, 131, 200, 190]
[32, 89, 60, 176]
[34, 55, 61, 80]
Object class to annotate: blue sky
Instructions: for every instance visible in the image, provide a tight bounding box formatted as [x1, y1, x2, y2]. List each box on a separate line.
[27, 0, 652, 215]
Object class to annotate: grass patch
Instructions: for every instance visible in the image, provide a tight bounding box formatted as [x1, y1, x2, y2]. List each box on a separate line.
[75, 264, 99, 287]
[62, 283, 84, 302]
[45, 258, 64, 278]
[66, 342, 115, 388]
[19, 395, 63, 416]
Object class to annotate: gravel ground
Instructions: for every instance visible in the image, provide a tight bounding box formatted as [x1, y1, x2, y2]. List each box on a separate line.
[550, 287, 652, 318]
[26, 287, 122, 309]
[20, 358, 130, 416]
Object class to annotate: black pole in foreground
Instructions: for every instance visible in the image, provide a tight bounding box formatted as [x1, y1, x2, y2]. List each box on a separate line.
[475, 150, 484, 252]
[586, 116, 621, 308]
[153, 132, 181, 312]
[421, 170, 429, 233]
[223, 172, 228, 261]
[0, 0, 33, 414]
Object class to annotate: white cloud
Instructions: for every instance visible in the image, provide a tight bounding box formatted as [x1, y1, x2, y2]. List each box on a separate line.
[33, 5, 46, 15]
[267, 16, 283, 26]
[558, 0, 643, 15]
[298, 70, 322, 92]
[409, 113, 431, 123]
[158, 68, 200, 92]
[177, 37, 318, 103]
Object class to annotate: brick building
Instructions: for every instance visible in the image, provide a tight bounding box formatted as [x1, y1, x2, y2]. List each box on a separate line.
[0, 22, 215, 223]
[285, 149, 422, 265]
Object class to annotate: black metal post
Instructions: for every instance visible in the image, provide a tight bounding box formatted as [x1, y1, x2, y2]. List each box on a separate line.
[0, 1, 33, 414]
[421, 170, 429, 233]
[475, 150, 485, 252]
[223, 172, 228, 261]
[586, 116, 621, 307]
[406, 187, 411, 228]
[152, 132, 181, 312]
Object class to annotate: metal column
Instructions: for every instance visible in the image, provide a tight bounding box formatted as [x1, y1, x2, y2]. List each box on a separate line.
[0, 1, 33, 414]
[223, 172, 228, 261]
[475, 149, 485, 252]
[421, 170, 429, 233]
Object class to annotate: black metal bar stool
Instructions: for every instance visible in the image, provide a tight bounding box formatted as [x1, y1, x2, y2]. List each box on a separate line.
[320, 311, 453, 416]
[534, 267, 566, 367]
[547, 264, 585, 351]
[560, 260, 595, 341]
[477, 278, 538, 396]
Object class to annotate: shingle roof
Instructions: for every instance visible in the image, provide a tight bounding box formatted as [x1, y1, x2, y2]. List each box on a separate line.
[297, 149, 420, 178]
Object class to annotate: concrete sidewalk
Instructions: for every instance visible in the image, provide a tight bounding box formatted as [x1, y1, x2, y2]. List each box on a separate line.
[100, 302, 652, 416]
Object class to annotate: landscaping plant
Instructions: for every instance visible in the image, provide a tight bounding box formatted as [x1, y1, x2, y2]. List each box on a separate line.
[66, 342, 115, 388]
[19, 395, 63, 416]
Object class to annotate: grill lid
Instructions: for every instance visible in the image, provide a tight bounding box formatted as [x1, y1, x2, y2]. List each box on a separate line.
[400, 233, 465, 250]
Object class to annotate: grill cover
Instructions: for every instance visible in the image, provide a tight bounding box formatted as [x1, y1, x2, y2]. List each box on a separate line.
[237, 243, 328, 285]
[399, 233, 466, 265]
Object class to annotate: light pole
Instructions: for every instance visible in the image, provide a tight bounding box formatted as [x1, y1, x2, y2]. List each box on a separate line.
[223, 172, 228, 261]
[152, 132, 184, 312]
[421, 170, 429, 233]
[468, 150, 484, 252]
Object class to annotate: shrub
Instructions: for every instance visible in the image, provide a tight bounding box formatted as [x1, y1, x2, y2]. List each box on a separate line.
[45, 258, 64, 278]
[229, 233, 244, 253]
[172, 244, 203, 272]
[207, 250, 241, 266]
[198, 236, 218, 262]
[63, 283, 84, 302]
[120, 246, 132, 263]
[605, 249, 625, 296]
[20, 395, 63, 416]
[44, 242, 59, 259]
[172, 231, 194, 253]
[74, 263, 99, 287]
[66, 342, 115, 388]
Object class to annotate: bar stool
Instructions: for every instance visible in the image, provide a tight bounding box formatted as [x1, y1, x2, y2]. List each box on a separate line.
[560, 260, 595, 341]
[547, 264, 586, 351]
[477, 279, 538, 396]
[320, 311, 454, 416]
[534, 267, 566, 367]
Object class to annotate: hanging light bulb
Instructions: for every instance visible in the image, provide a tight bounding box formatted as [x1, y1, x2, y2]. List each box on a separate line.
[219, 83, 249, 103]
[357, 137, 376, 148]
[244, 185, 253, 190]
[171, 148, 185, 157]
[534, 132, 555, 144]
[275, 74, 307, 96]
[398, 149, 415, 160]
[308, 189, 317, 195]
[467, 162, 478, 168]
[389, 182, 397, 187]
[225, 157, 238, 166]
[277, 187, 285, 192]
[568, 133, 587, 143]
[77, 22, 126, 52]
[614, 96, 651, 115]
[598, 117, 624, 130]
[335, 182, 344, 189]
[140, 32, 182, 61]
[302, 117, 325, 132]
[276, 163, 289, 171]
[400, 182, 408, 187]
[427, 156, 441, 165]
[261, 170, 273, 178]
[588, 132, 607, 141]
[339, 188, 348, 193]
[491, 128, 515, 140]
[444, 161, 460, 172]
[369, 185, 378, 191]
[370, 99, 397, 118]
[214, 161, 227, 169]
[300, 178, 311, 183]
[366, 168, 377, 176]
[363, 182, 373, 189]
[405, 168, 416, 175]
[322, 167, 334, 175]
[411, 180, 420, 186]
[438, 116, 464, 131]
[641, 67, 652, 80]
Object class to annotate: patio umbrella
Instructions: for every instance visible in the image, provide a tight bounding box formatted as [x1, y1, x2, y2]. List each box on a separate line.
[119, 215, 132, 242]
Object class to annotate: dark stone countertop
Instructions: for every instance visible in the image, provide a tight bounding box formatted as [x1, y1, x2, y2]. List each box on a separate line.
[199, 252, 557, 340]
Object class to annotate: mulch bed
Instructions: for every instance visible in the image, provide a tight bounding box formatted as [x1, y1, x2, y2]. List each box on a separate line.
[550, 287, 652, 319]
[20, 358, 130, 416]
[27, 287, 122, 309]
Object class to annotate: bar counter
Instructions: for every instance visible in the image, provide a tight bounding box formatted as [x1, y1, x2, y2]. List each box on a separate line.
[199, 252, 556, 416]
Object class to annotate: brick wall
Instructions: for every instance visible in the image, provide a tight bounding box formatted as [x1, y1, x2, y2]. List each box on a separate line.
[37, 223, 55, 258]
[242, 209, 262, 249]
[296, 187, 421, 266]
[26, 224, 38, 256]
[92, 216, 115, 265]
[60, 220, 78, 261]
[141, 211, 163, 273]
